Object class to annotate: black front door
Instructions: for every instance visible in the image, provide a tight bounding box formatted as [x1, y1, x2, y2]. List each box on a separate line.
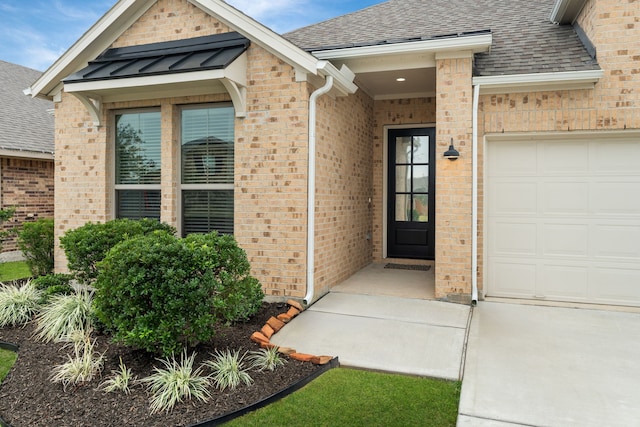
[387, 127, 435, 259]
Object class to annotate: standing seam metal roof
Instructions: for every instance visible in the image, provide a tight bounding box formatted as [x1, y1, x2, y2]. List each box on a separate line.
[63, 32, 250, 84]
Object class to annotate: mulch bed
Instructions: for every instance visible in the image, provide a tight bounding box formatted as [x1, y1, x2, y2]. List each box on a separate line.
[0, 302, 320, 427]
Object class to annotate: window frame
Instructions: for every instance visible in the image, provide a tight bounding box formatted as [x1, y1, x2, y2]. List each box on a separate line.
[112, 107, 162, 220]
[178, 103, 235, 237]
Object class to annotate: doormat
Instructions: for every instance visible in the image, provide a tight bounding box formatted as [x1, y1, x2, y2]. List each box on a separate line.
[384, 263, 431, 271]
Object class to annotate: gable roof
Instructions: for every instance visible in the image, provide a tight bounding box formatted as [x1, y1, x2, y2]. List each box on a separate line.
[27, 0, 355, 102]
[0, 60, 54, 158]
[284, 0, 599, 77]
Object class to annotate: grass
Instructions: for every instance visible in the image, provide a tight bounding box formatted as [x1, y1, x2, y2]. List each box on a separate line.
[226, 368, 461, 427]
[0, 348, 17, 383]
[0, 261, 31, 282]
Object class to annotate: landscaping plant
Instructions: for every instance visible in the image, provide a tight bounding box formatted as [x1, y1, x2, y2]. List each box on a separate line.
[141, 351, 211, 414]
[94, 230, 263, 356]
[0, 281, 42, 327]
[248, 347, 286, 372]
[31, 273, 75, 302]
[50, 335, 104, 391]
[17, 218, 54, 277]
[34, 285, 94, 342]
[59, 218, 176, 281]
[205, 349, 253, 391]
[0, 207, 16, 253]
[99, 357, 135, 395]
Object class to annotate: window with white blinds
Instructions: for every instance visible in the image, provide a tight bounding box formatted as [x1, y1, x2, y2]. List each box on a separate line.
[114, 111, 161, 220]
[181, 105, 234, 236]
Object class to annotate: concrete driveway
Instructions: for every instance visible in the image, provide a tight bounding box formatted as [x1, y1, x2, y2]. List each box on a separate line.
[458, 302, 640, 426]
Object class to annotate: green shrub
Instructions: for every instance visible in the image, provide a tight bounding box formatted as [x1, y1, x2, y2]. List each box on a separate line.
[59, 218, 175, 281]
[17, 218, 54, 277]
[184, 232, 263, 323]
[94, 231, 263, 356]
[31, 273, 75, 302]
[0, 207, 16, 253]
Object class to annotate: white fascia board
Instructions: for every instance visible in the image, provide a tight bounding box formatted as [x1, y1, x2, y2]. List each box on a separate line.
[549, 0, 587, 24]
[0, 149, 54, 160]
[473, 70, 604, 94]
[312, 33, 492, 60]
[64, 69, 228, 93]
[29, 0, 155, 100]
[317, 61, 358, 95]
[189, 0, 318, 75]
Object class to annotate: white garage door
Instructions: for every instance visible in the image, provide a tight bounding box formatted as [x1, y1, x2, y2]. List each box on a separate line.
[486, 136, 640, 306]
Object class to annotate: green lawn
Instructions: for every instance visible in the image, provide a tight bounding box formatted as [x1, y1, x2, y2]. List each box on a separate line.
[225, 368, 461, 426]
[0, 261, 31, 282]
[0, 348, 17, 383]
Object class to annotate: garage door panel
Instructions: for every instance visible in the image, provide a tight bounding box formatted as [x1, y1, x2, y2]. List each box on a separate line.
[492, 222, 537, 255]
[543, 182, 589, 215]
[490, 142, 538, 175]
[491, 182, 537, 214]
[591, 266, 640, 305]
[542, 141, 589, 174]
[592, 182, 640, 215]
[594, 141, 640, 173]
[487, 137, 640, 307]
[490, 260, 537, 297]
[592, 224, 640, 259]
[540, 264, 589, 300]
[543, 224, 588, 257]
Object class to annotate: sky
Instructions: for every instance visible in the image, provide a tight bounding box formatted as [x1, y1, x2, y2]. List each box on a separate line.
[0, 0, 381, 72]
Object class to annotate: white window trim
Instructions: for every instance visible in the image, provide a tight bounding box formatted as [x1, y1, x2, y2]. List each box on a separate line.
[178, 103, 235, 237]
[112, 107, 162, 220]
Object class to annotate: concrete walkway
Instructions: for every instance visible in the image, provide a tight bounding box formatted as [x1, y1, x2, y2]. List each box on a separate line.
[270, 292, 470, 380]
[458, 302, 640, 426]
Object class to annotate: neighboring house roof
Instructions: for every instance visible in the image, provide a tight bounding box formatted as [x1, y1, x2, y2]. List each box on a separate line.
[0, 60, 54, 157]
[284, 0, 600, 76]
[64, 32, 250, 84]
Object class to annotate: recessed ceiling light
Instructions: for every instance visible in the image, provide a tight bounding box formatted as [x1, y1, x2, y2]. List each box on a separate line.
[396, 77, 406, 82]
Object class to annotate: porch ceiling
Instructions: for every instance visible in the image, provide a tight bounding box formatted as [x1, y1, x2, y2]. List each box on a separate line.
[355, 67, 436, 100]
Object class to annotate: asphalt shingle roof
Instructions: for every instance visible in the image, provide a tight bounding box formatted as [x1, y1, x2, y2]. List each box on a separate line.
[0, 60, 54, 155]
[284, 0, 599, 76]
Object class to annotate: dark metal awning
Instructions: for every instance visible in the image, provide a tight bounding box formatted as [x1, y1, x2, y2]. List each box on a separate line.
[63, 32, 251, 125]
[64, 32, 250, 83]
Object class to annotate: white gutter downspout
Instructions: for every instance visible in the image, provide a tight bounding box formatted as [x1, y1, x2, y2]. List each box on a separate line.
[471, 84, 480, 306]
[304, 75, 334, 305]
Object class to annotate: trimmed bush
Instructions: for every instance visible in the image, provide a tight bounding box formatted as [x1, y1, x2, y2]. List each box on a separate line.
[17, 218, 54, 277]
[31, 273, 75, 302]
[94, 231, 263, 356]
[59, 218, 175, 281]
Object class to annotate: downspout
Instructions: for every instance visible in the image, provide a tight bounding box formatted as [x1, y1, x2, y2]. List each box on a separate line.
[471, 83, 480, 306]
[304, 75, 334, 305]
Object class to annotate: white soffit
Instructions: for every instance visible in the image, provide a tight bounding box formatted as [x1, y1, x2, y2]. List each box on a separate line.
[474, 70, 604, 94]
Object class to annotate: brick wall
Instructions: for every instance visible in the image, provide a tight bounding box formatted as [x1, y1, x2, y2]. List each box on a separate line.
[435, 56, 474, 301]
[1, 157, 54, 252]
[372, 98, 437, 262]
[313, 88, 374, 298]
[54, 0, 312, 298]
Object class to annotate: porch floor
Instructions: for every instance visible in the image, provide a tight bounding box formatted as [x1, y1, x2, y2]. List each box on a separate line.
[331, 262, 435, 300]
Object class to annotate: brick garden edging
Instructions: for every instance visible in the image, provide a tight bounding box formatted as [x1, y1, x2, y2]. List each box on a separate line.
[250, 299, 334, 366]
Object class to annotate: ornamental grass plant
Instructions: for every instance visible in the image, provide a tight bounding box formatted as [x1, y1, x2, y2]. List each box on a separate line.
[0, 281, 42, 327]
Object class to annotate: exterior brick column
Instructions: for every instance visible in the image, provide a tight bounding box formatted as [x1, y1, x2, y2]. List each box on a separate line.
[434, 55, 474, 302]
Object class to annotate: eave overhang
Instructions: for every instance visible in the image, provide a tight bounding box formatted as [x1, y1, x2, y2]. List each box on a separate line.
[473, 69, 604, 95]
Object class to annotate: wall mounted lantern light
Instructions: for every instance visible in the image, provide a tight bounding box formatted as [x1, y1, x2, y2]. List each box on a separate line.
[443, 138, 460, 160]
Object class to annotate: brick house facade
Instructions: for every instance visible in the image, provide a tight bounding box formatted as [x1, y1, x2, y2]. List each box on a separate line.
[1, 61, 55, 253]
[28, 0, 639, 307]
